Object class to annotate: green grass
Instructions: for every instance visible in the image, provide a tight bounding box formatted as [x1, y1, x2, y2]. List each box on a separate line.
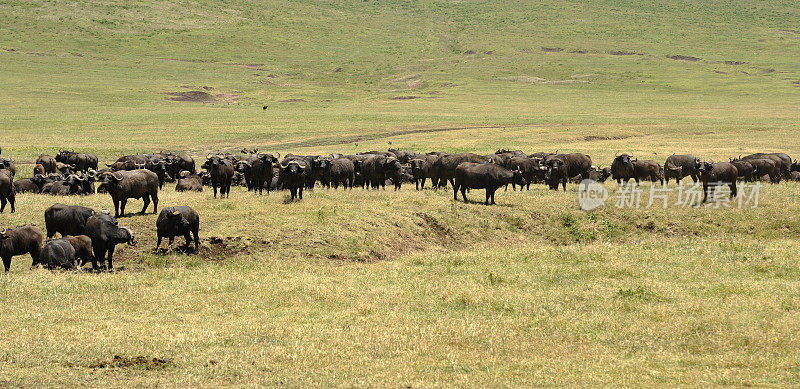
[1, 0, 800, 386]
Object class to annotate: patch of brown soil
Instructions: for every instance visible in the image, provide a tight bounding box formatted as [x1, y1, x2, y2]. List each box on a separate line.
[569, 49, 588, 54]
[389, 96, 421, 100]
[85, 355, 172, 369]
[406, 79, 426, 89]
[778, 29, 800, 35]
[415, 212, 451, 238]
[583, 135, 631, 141]
[202, 236, 254, 260]
[167, 91, 217, 103]
[484, 51, 494, 55]
[334, 67, 343, 72]
[463, 50, 476, 55]
[279, 98, 306, 102]
[724, 61, 746, 65]
[714, 70, 729, 75]
[541, 47, 563, 52]
[667, 55, 700, 62]
[609, 50, 640, 56]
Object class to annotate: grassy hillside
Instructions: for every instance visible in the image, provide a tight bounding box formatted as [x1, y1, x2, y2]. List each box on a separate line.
[1, 0, 799, 159]
[1, 0, 800, 386]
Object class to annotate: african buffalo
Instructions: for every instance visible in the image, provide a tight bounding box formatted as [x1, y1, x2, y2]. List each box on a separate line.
[454, 162, 525, 205]
[36, 154, 57, 174]
[326, 158, 355, 189]
[201, 155, 234, 198]
[175, 172, 203, 192]
[55, 150, 98, 173]
[729, 159, 754, 182]
[697, 161, 738, 203]
[279, 159, 307, 200]
[156, 206, 200, 252]
[13, 179, 39, 194]
[742, 158, 778, 183]
[0, 226, 42, 272]
[44, 204, 96, 239]
[85, 212, 135, 270]
[63, 235, 94, 266]
[431, 153, 490, 188]
[39, 239, 76, 270]
[97, 169, 160, 217]
[0, 169, 15, 213]
[664, 154, 699, 184]
[362, 155, 402, 189]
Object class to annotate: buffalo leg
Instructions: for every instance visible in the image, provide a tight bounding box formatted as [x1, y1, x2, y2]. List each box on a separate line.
[730, 182, 737, 198]
[453, 183, 459, 200]
[120, 199, 128, 217]
[169, 236, 175, 246]
[226, 183, 232, 197]
[30, 245, 40, 267]
[0, 197, 5, 213]
[298, 186, 303, 199]
[460, 186, 468, 203]
[141, 196, 150, 215]
[192, 228, 199, 252]
[113, 199, 120, 217]
[152, 193, 158, 214]
[420, 178, 425, 190]
[107, 246, 115, 270]
[156, 235, 162, 250]
[491, 189, 497, 205]
[7, 195, 13, 213]
[213, 185, 218, 198]
[2, 255, 10, 272]
[561, 179, 567, 191]
[183, 233, 192, 250]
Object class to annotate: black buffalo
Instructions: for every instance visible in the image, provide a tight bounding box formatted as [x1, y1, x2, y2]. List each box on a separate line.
[0, 169, 14, 213]
[279, 159, 307, 200]
[697, 161, 738, 203]
[39, 239, 77, 270]
[362, 155, 402, 189]
[97, 169, 160, 217]
[63, 235, 94, 267]
[156, 206, 200, 252]
[453, 162, 525, 205]
[85, 212, 135, 270]
[0, 226, 43, 272]
[55, 150, 98, 173]
[664, 154, 699, 184]
[44, 204, 96, 239]
[36, 154, 57, 174]
[175, 172, 203, 192]
[431, 153, 490, 188]
[729, 159, 754, 182]
[201, 155, 234, 198]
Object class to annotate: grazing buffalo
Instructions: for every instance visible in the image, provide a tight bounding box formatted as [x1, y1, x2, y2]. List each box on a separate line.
[39, 239, 76, 270]
[44, 204, 96, 239]
[544, 153, 593, 182]
[175, 172, 203, 192]
[742, 153, 791, 178]
[36, 154, 57, 174]
[85, 212, 135, 270]
[697, 161, 738, 202]
[97, 169, 160, 217]
[388, 148, 416, 163]
[0, 226, 43, 272]
[664, 154, 699, 184]
[63, 235, 94, 266]
[55, 150, 98, 173]
[279, 159, 307, 200]
[729, 159, 754, 182]
[0, 169, 15, 213]
[106, 160, 141, 171]
[632, 159, 663, 185]
[431, 153, 490, 188]
[156, 206, 200, 252]
[201, 155, 234, 198]
[454, 162, 525, 205]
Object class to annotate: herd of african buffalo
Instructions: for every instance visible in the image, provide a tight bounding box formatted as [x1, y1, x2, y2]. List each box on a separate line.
[0, 147, 796, 272]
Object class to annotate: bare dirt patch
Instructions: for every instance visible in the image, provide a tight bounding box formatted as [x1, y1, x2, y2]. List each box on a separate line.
[279, 98, 306, 102]
[609, 50, 641, 56]
[724, 61, 746, 65]
[714, 70, 729, 75]
[583, 135, 631, 141]
[389, 96, 421, 100]
[406, 79, 426, 89]
[541, 47, 563, 52]
[167, 91, 217, 103]
[778, 29, 800, 35]
[569, 49, 588, 54]
[500, 76, 589, 84]
[463, 50, 476, 55]
[84, 355, 172, 369]
[667, 55, 700, 62]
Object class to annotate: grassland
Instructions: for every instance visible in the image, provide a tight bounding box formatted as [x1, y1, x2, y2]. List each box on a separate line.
[2, 0, 800, 386]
